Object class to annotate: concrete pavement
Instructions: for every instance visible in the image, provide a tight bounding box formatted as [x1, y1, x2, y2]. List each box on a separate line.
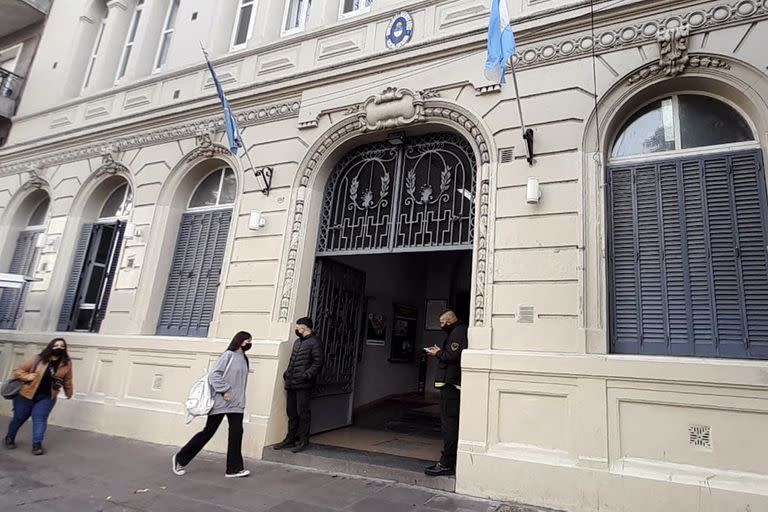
[0, 425, 551, 512]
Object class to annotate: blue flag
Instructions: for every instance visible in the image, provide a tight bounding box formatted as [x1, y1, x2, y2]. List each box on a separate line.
[484, 0, 516, 84]
[204, 52, 242, 155]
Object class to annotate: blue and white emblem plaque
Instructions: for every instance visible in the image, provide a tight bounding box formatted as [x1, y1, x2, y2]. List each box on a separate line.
[385, 11, 414, 50]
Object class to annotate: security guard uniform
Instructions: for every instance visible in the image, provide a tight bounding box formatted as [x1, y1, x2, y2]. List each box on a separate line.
[432, 321, 467, 471]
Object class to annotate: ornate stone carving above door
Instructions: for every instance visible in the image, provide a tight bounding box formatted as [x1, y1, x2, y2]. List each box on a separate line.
[356, 87, 427, 132]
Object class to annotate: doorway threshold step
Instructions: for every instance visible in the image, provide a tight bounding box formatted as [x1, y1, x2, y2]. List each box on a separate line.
[263, 443, 456, 492]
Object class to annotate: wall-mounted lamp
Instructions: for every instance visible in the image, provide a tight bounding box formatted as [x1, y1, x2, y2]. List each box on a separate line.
[253, 167, 274, 196]
[526, 177, 542, 205]
[249, 210, 267, 231]
[387, 132, 405, 146]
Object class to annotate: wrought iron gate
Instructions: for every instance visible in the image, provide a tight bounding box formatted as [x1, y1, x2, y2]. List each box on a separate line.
[308, 258, 366, 433]
[317, 132, 476, 256]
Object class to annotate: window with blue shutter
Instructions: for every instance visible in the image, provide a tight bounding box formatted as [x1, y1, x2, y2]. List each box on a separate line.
[608, 150, 768, 359]
[0, 230, 40, 329]
[156, 209, 232, 337]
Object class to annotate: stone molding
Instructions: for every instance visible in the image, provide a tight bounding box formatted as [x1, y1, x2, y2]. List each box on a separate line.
[627, 54, 731, 85]
[512, 0, 767, 70]
[278, 93, 492, 327]
[183, 132, 232, 163]
[0, 100, 301, 176]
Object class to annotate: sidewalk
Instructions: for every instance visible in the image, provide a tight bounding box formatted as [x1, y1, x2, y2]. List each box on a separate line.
[0, 426, 544, 512]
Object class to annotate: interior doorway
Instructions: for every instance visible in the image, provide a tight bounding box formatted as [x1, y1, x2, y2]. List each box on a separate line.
[294, 130, 476, 467]
[309, 249, 472, 462]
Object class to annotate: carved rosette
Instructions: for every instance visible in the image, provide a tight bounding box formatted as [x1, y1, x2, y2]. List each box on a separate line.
[278, 94, 492, 325]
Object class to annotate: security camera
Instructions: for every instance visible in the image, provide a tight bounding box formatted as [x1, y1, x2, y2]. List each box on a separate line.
[526, 177, 541, 204]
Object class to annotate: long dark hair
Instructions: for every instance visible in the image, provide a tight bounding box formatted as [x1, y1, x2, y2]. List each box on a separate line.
[227, 331, 252, 369]
[39, 338, 70, 365]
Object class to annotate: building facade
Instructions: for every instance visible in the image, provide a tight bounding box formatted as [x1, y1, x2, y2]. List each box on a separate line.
[1, 0, 768, 510]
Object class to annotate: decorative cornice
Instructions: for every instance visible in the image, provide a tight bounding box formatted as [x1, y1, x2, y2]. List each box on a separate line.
[512, 0, 768, 70]
[0, 100, 300, 176]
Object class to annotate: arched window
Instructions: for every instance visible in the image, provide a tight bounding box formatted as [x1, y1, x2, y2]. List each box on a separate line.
[58, 181, 132, 333]
[157, 167, 236, 337]
[612, 94, 755, 159]
[607, 94, 768, 359]
[0, 194, 50, 329]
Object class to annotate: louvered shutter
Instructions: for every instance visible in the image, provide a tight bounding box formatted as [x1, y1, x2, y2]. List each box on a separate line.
[57, 224, 95, 331]
[157, 209, 231, 337]
[0, 230, 40, 329]
[92, 221, 126, 332]
[609, 150, 768, 359]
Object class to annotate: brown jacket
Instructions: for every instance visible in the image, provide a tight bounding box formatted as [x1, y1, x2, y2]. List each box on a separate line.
[14, 357, 74, 400]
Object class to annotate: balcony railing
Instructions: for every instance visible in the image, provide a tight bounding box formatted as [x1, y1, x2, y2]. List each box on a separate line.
[0, 67, 24, 101]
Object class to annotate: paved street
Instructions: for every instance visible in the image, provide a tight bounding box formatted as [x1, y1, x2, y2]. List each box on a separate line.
[0, 426, 531, 512]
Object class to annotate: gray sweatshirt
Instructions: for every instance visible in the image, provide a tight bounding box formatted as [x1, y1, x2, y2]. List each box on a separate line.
[208, 351, 249, 415]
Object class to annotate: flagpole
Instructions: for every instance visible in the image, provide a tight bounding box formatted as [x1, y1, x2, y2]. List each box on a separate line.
[508, 59, 534, 165]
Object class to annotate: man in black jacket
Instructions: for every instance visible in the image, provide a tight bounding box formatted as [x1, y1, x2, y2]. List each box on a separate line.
[424, 310, 467, 476]
[274, 317, 323, 453]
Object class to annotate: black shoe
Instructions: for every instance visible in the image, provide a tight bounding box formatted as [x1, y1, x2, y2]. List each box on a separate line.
[424, 462, 455, 476]
[290, 441, 309, 453]
[273, 439, 296, 450]
[31, 443, 45, 456]
[3, 437, 15, 450]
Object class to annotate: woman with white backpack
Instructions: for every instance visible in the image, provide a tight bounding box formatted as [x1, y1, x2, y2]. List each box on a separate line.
[173, 331, 252, 478]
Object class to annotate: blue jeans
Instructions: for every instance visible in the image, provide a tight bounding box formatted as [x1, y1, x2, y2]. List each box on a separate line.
[6, 395, 56, 444]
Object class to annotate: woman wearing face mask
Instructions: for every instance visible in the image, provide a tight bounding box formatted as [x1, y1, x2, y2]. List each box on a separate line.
[173, 331, 252, 478]
[4, 338, 74, 455]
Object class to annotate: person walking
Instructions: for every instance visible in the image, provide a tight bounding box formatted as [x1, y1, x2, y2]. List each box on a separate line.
[4, 338, 74, 455]
[424, 310, 467, 477]
[173, 331, 252, 478]
[273, 317, 323, 453]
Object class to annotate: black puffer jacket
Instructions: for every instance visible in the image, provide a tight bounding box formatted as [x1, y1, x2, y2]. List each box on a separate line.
[283, 333, 324, 390]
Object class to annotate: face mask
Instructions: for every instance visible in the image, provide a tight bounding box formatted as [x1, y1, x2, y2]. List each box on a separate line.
[51, 348, 65, 357]
[242, 342, 252, 352]
[295, 329, 303, 339]
[441, 323, 454, 333]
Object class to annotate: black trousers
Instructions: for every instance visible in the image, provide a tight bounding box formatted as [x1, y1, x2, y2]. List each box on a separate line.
[176, 413, 244, 474]
[439, 385, 461, 468]
[285, 389, 312, 443]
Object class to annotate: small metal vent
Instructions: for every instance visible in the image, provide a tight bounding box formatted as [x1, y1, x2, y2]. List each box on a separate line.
[517, 305, 535, 324]
[688, 425, 711, 449]
[498, 147, 515, 163]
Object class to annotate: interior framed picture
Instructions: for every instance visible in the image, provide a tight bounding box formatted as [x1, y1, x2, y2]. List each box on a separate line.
[425, 299, 448, 330]
[390, 303, 417, 363]
[366, 312, 387, 347]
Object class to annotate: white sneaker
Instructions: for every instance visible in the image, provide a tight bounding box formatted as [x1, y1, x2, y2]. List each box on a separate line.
[172, 454, 186, 476]
[225, 469, 250, 478]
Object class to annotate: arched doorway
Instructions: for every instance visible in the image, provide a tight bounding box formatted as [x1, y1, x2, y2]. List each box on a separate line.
[606, 93, 768, 358]
[156, 166, 236, 337]
[0, 192, 49, 329]
[307, 132, 476, 459]
[58, 180, 132, 332]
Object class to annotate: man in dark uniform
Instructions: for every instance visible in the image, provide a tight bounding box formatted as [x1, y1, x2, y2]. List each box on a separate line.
[273, 317, 323, 453]
[424, 310, 467, 476]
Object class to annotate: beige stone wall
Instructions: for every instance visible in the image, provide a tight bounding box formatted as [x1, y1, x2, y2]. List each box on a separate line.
[2, 0, 768, 510]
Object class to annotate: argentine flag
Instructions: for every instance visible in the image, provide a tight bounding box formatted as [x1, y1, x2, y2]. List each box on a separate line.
[484, 0, 516, 84]
[203, 52, 243, 155]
